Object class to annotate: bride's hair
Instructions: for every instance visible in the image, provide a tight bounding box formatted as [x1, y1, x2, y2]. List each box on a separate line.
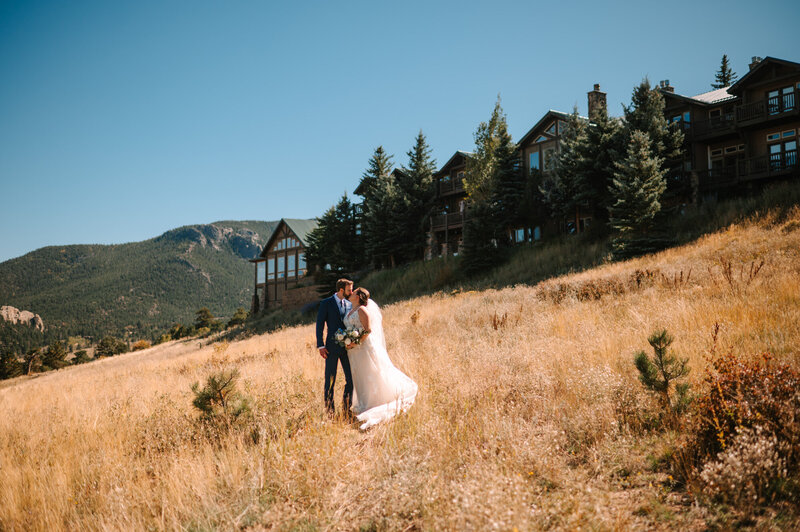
[354, 287, 370, 306]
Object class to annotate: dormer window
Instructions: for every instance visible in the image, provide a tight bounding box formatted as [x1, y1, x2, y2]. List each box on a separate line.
[545, 123, 557, 135]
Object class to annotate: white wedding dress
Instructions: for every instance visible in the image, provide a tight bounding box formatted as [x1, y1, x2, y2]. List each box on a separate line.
[344, 300, 418, 430]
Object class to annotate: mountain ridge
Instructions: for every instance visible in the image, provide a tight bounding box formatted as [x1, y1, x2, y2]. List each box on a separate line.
[0, 220, 281, 341]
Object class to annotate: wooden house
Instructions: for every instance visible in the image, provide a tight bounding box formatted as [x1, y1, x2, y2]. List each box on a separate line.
[250, 218, 318, 312]
[661, 56, 800, 198]
[428, 150, 472, 258]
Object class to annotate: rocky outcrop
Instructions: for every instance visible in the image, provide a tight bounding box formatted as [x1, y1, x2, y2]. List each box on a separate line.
[0, 305, 45, 332]
[156, 224, 263, 258]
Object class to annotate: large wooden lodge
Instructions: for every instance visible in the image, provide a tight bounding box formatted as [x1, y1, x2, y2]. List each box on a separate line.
[253, 55, 800, 310]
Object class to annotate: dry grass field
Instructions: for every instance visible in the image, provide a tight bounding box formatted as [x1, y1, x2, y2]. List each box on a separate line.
[2, 209, 799, 531]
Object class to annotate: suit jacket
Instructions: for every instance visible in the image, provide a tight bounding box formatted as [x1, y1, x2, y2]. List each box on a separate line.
[316, 295, 350, 355]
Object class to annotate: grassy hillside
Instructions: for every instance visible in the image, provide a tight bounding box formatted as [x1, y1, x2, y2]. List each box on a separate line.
[0, 220, 278, 340]
[1, 206, 798, 530]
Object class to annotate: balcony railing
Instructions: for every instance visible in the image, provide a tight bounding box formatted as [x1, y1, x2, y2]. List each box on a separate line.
[735, 89, 799, 125]
[691, 114, 736, 138]
[738, 149, 799, 178]
[438, 177, 465, 196]
[696, 167, 738, 190]
[431, 212, 467, 231]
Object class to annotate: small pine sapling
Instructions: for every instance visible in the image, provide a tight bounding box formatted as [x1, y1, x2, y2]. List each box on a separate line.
[634, 329, 691, 425]
[191, 368, 251, 425]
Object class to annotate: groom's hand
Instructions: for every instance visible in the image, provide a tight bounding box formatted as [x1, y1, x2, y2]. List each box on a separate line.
[318, 347, 329, 359]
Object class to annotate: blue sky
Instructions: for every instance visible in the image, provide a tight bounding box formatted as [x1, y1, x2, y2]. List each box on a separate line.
[1, 0, 798, 262]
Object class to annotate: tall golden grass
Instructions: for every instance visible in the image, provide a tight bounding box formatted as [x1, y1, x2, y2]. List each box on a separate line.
[2, 209, 799, 530]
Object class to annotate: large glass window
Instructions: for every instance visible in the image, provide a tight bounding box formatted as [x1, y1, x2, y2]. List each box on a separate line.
[298, 253, 306, 277]
[268, 258, 275, 280]
[783, 86, 795, 111]
[257, 261, 265, 284]
[546, 123, 556, 135]
[287, 254, 296, 277]
[529, 151, 539, 170]
[277, 256, 285, 279]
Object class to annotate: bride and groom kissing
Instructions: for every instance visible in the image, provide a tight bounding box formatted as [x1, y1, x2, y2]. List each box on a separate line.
[316, 279, 417, 430]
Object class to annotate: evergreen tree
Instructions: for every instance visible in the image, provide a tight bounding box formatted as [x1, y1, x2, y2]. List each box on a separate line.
[541, 108, 590, 230]
[42, 340, 69, 370]
[489, 120, 523, 244]
[364, 173, 406, 268]
[226, 307, 249, 328]
[194, 307, 217, 330]
[461, 96, 512, 275]
[464, 96, 506, 203]
[608, 130, 668, 258]
[623, 79, 684, 162]
[712, 54, 737, 89]
[460, 200, 500, 277]
[395, 131, 437, 262]
[0, 351, 22, 380]
[357, 146, 393, 205]
[584, 105, 625, 229]
[305, 193, 364, 284]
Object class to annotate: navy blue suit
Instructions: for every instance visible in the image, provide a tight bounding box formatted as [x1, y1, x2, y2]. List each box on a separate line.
[316, 295, 353, 413]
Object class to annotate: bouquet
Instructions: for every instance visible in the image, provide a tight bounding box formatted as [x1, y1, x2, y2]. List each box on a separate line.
[334, 327, 368, 348]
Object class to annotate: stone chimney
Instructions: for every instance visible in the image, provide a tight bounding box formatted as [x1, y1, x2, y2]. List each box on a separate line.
[749, 56, 763, 71]
[587, 83, 607, 118]
[658, 80, 674, 93]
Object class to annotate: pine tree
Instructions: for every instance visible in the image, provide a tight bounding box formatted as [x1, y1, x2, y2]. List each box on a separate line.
[305, 193, 364, 286]
[711, 54, 738, 89]
[395, 131, 437, 262]
[623, 79, 684, 162]
[489, 120, 523, 244]
[364, 173, 406, 268]
[461, 96, 512, 275]
[464, 96, 506, 203]
[608, 130, 668, 258]
[541, 108, 590, 230]
[357, 146, 393, 204]
[584, 105, 625, 229]
[194, 308, 217, 330]
[42, 340, 69, 370]
[0, 350, 22, 380]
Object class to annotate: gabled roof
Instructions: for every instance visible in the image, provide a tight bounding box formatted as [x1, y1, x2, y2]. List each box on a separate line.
[258, 218, 319, 258]
[728, 56, 800, 95]
[435, 150, 473, 177]
[517, 110, 582, 147]
[661, 87, 737, 107]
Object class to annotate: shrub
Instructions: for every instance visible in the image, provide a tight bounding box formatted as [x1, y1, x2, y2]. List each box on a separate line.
[155, 334, 171, 345]
[131, 340, 151, 351]
[699, 425, 789, 511]
[71, 350, 91, 364]
[226, 307, 249, 328]
[680, 351, 800, 509]
[0, 351, 23, 379]
[191, 368, 251, 425]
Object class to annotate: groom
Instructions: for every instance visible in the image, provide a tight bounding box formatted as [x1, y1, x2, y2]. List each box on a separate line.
[316, 278, 354, 416]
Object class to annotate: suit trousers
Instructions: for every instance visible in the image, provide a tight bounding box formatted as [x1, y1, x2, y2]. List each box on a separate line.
[324, 348, 353, 413]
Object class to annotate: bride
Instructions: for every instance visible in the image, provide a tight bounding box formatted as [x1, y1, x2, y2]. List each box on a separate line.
[344, 287, 418, 430]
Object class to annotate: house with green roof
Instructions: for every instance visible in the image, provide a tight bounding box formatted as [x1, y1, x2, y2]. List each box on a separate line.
[249, 218, 319, 312]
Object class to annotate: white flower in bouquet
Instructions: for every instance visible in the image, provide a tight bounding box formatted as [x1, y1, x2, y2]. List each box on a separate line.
[344, 338, 352, 346]
[335, 332, 345, 342]
[351, 329, 360, 338]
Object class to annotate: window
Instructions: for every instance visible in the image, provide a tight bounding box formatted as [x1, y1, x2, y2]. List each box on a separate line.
[277, 256, 285, 279]
[767, 133, 781, 142]
[529, 151, 539, 170]
[535, 135, 549, 143]
[557, 120, 567, 133]
[711, 148, 723, 157]
[298, 253, 306, 277]
[257, 262, 265, 284]
[268, 258, 275, 280]
[533, 226, 541, 241]
[457, 171, 465, 179]
[725, 146, 738, 154]
[782, 86, 795, 111]
[287, 254, 296, 277]
[783, 130, 796, 138]
[768, 89, 781, 115]
[683, 111, 691, 123]
[545, 123, 556, 135]
[709, 109, 721, 119]
[515, 228, 525, 243]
